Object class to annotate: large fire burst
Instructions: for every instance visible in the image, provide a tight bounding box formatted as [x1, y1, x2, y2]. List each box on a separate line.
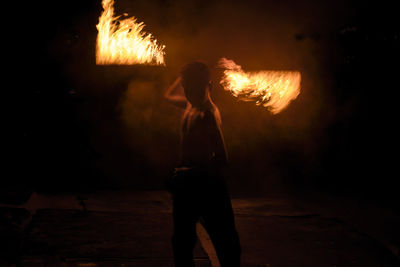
[219, 58, 301, 114]
[96, 0, 165, 65]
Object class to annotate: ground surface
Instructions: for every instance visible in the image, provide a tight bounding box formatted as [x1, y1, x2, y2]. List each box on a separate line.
[1, 190, 399, 267]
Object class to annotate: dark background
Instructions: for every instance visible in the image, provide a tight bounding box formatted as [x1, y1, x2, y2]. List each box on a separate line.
[7, 0, 400, 201]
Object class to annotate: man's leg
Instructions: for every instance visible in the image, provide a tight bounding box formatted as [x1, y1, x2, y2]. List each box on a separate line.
[172, 193, 199, 267]
[201, 178, 241, 267]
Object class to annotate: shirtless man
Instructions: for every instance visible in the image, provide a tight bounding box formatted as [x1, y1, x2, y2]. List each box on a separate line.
[164, 61, 241, 267]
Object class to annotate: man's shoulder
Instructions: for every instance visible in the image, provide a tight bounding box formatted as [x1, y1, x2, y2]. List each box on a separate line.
[208, 104, 222, 126]
[186, 103, 221, 126]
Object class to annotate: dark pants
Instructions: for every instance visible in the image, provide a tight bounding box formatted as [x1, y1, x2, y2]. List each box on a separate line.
[170, 168, 241, 267]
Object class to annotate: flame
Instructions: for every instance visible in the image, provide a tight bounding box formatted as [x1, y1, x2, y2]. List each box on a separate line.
[96, 0, 165, 65]
[219, 58, 301, 114]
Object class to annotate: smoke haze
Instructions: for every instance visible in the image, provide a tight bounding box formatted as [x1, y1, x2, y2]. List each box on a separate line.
[15, 0, 400, 198]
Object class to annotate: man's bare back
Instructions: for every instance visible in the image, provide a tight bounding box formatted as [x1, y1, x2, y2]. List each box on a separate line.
[181, 102, 227, 168]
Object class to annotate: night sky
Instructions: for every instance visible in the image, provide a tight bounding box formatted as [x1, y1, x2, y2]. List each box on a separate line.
[9, 0, 400, 199]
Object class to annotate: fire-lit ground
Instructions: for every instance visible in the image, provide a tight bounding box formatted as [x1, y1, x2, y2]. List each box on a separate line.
[1, 191, 399, 267]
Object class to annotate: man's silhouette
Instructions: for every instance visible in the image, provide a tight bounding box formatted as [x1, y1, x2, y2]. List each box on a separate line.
[164, 62, 241, 267]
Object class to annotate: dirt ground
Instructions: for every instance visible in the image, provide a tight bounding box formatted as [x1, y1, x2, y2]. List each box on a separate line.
[1, 190, 399, 267]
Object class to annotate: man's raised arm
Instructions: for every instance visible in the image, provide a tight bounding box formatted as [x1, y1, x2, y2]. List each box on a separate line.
[164, 77, 187, 109]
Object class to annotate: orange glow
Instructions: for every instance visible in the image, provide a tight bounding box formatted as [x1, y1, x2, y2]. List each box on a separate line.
[96, 0, 165, 65]
[219, 58, 301, 114]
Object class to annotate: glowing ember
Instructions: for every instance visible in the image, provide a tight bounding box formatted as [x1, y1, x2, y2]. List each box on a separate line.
[96, 0, 165, 65]
[219, 58, 301, 114]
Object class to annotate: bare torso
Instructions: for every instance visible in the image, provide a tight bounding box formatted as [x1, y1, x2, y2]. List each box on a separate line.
[180, 102, 226, 168]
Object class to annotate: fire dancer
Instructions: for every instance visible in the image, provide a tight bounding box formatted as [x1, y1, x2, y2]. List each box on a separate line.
[164, 61, 241, 267]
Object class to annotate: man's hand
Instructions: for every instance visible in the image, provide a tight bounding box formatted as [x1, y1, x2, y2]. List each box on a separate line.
[164, 77, 187, 109]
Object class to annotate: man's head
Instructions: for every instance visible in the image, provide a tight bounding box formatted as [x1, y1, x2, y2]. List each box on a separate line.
[181, 61, 211, 107]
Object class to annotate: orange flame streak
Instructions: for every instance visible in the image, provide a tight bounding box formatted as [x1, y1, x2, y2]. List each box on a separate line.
[96, 0, 165, 65]
[219, 58, 301, 114]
